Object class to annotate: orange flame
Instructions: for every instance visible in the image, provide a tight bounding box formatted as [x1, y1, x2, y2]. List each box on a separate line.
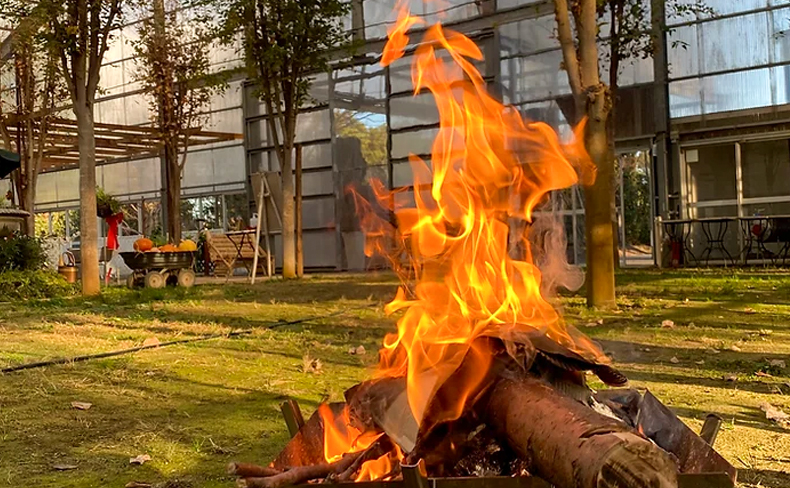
[319, 404, 402, 480]
[353, 5, 603, 425]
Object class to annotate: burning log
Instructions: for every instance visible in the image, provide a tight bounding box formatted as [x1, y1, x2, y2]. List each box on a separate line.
[485, 377, 678, 488]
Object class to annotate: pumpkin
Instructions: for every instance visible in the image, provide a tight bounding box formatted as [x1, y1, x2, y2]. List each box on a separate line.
[134, 237, 154, 252]
[159, 244, 178, 253]
[178, 239, 197, 252]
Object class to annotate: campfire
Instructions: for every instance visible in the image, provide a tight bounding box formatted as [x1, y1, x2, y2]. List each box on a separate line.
[229, 6, 735, 488]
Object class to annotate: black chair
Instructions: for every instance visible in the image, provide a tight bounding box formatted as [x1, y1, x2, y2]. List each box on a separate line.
[767, 217, 790, 265]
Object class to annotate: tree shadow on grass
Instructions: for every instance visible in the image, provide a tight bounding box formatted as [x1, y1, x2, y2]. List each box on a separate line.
[598, 339, 790, 377]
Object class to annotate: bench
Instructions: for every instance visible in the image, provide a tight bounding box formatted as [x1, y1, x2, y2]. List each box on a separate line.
[205, 231, 272, 278]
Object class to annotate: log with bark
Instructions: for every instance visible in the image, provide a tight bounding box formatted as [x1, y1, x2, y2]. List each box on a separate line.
[228, 334, 693, 488]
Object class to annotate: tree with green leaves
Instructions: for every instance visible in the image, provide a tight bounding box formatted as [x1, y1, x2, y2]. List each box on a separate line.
[218, 0, 351, 278]
[0, 6, 68, 236]
[0, 0, 124, 295]
[132, 0, 226, 243]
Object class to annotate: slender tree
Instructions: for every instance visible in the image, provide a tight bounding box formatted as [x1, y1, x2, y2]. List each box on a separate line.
[21, 0, 123, 295]
[0, 10, 67, 236]
[553, 0, 616, 308]
[132, 0, 225, 243]
[218, 0, 350, 278]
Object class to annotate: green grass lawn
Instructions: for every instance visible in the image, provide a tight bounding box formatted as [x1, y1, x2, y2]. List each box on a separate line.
[0, 269, 789, 487]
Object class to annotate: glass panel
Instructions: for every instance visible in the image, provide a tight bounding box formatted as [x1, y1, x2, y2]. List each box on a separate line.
[302, 143, 333, 169]
[701, 0, 766, 16]
[701, 13, 769, 75]
[687, 144, 736, 202]
[296, 109, 332, 143]
[669, 78, 702, 118]
[499, 16, 559, 57]
[119, 203, 141, 235]
[57, 169, 80, 203]
[181, 195, 222, 231]
[36, 172, 57, 204]
[500, 50, 570, 104]
[392, 161, 413, 188]
[225, 193, 251, 230]
[302, 197, 336, 229]
[141, 200, 163, 238]
[772, 7, 790, 63]
[390, 93, 439, 129]
[667, 25, 699, 80]
[301, 170, 334, 196]
[182, 149, 214, 188]
[742, 139, 790, 199]
[702, 68, 772, 114]
[128, 158, 160, 194]
[334, 66, 387, 167]
[364, 0, 397, 39]
[212, 145, 246, 184]
[391, 129, 438, 159]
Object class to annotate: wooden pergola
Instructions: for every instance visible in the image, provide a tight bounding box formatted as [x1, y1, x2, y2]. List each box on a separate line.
[6, 116, 243, 173]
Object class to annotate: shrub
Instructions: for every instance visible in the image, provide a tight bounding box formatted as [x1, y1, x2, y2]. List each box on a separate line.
[0, 231, 47, 272]
[0, 270, 77, 301]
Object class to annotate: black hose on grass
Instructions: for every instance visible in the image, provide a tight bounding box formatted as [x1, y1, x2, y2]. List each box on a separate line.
[1, 304, 377, 374]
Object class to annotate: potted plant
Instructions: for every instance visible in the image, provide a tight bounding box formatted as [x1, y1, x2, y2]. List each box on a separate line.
[96, 187, 121, 219]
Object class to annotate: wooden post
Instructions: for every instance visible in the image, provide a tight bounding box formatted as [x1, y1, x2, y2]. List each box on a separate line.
[295, 144, 303, 277]
[250, 173, 266, 284]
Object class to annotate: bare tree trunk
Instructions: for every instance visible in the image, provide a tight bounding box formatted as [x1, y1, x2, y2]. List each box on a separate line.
[76, 105, 100, 296]
[583, 90, 616, 308]
[295, 144, 303, 277]
[165, 141, 181, 242]
[21, 179, 35, 236]
[281, 145, 296, 278]
[609, 0, 622, 270]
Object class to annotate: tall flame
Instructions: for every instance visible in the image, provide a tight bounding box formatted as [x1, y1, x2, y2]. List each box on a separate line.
[353, 5, 603, 425]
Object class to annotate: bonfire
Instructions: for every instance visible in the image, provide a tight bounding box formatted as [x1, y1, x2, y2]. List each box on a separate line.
[228, 5, 735, 488]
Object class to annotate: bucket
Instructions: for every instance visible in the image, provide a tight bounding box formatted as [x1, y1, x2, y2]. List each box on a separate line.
[58, 251, 78, 284]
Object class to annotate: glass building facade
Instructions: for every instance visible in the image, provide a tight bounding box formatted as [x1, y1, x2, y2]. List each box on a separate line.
[14, 0, 790, 268]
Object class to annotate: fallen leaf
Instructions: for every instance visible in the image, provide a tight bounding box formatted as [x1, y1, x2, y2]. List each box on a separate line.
[142, 337, 160, 348]
[756, 371, 773, 378]
[129, 454, 152, 465]
[584, 322, 598, 328]
[125, 483, 153, 488]
[596, 318, 604, 325]
[760, 403, 790, 427]
[347, 347, 356, 355]
[354, 345, 366, 356]
[688, 322, 696, 328]
[759, 329, 773, 336]
[53, 464, 78, 471]
[730, 345, 742, 352]
[670, 356, 680, 364]
[769, 359, 786, 369]
[301, 355, 323, 374]
[695, 360, 705, 365]
[661, 319, 675, 329]
[71, 401, 92, 410]
[744, 307, 756, 314]
[705, 348, 720, 355]
[724, 374, 738, 382]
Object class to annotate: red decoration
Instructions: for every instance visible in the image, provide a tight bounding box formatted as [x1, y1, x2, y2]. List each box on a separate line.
[105, 212, 124, 250]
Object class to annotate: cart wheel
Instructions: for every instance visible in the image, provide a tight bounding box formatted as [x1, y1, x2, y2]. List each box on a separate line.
[126, 275, 136, 289]
[177, 269, 196, 288]
[144, 271, 165, 289]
